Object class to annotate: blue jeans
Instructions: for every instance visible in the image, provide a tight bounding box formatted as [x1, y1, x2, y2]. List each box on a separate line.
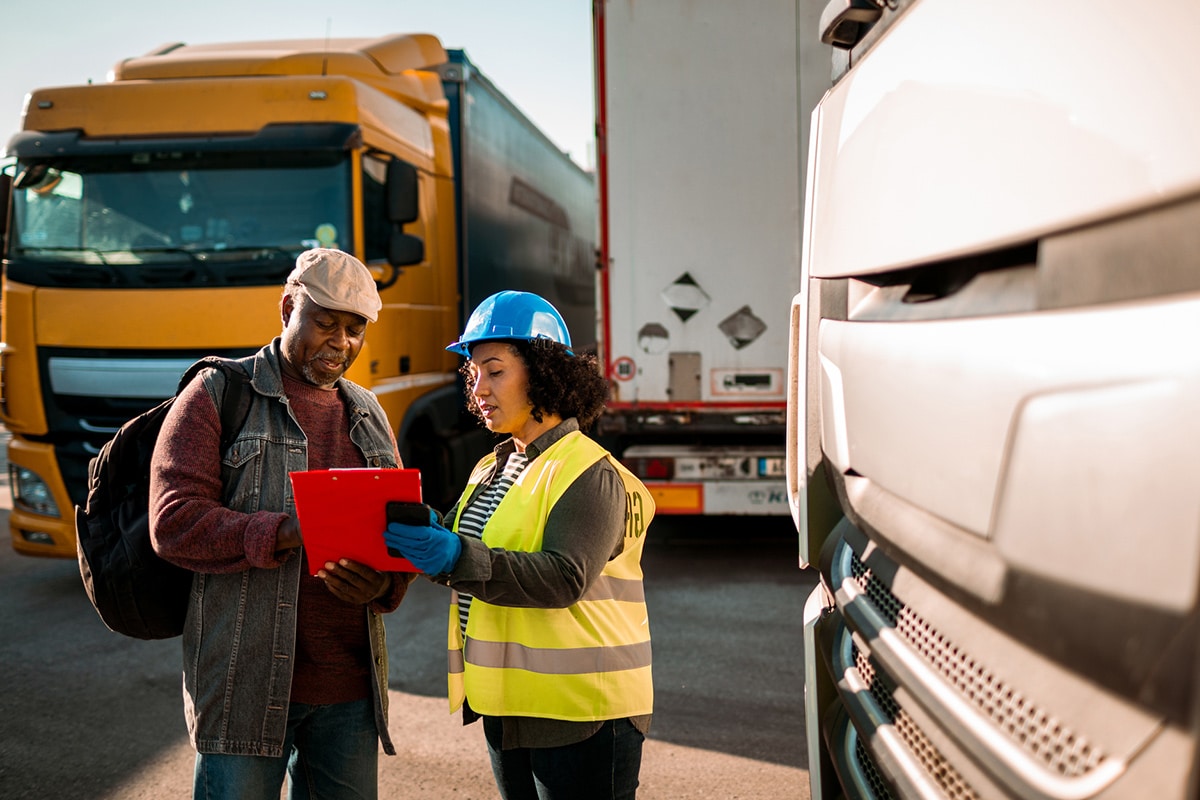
[484, 717, 645, 800]
[193, 699, 379, 800]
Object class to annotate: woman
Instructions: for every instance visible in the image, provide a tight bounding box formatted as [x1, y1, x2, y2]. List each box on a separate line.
[383, 291, 655, 800]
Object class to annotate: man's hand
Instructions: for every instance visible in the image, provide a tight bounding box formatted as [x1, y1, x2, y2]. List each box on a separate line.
[318, 559, 392, 605]
[275, 516, 303, 554]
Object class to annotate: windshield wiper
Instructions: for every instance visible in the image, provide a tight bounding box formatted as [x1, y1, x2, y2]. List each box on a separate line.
[17, 245, 299, 287]
[16, 247, 117, 285]
[128, 246, 202, 260]
[20, 246, 112, 263]
[192, 246, 300, 261]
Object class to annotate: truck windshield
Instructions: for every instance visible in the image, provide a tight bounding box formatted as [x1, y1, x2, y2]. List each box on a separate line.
[8, 152, 352, 288]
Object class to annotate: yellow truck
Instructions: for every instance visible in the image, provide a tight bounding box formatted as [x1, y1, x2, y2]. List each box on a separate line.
[0, 34, 596, 557]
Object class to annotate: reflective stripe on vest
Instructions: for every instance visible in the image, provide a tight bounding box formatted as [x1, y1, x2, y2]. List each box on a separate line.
[446, 431, 655, 721]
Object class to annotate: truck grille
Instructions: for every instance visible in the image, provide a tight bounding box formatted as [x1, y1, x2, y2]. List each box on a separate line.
[850, 552, 1108, 780]
[855, 647, 979, 800]
[855, 735, 897, 800]
[36, 346, 256, 506]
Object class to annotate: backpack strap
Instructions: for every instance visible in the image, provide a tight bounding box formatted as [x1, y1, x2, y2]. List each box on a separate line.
[179, 357, 254, 452]
[214, 362, 252, 453]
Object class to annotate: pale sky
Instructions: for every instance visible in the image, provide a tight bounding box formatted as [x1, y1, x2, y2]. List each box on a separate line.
[0, 0, 596, 169]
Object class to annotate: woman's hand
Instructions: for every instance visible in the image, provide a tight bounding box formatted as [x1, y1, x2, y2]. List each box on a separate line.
[318, 559, 392, 604]
[382, 511, 462, 575]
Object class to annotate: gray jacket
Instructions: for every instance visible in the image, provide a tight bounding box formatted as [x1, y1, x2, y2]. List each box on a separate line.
[181, 340, 399, 757]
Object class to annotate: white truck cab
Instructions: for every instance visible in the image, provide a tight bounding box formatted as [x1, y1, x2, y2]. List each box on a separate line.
[790, 1, 1200, 797]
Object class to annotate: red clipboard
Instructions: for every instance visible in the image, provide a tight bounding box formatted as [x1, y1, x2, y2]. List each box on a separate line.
[290, 468, 423, 575]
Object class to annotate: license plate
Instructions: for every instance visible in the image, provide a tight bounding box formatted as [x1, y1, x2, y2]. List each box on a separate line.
[758, 457, 785, 478]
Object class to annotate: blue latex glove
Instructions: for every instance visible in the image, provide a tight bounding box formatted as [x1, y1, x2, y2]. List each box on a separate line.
[383, 509, 462, 575]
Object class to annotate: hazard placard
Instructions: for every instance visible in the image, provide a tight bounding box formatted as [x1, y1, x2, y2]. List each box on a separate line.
[611, 356, 636, 381]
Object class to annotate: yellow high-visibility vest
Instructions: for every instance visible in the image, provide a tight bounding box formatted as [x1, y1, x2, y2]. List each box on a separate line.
[446, 431, 655, 721]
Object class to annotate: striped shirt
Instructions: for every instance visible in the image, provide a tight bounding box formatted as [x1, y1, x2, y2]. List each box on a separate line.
[455, 451, 529, 637]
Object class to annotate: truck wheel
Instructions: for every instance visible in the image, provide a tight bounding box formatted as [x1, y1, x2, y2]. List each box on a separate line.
[406, 423, 453, 513]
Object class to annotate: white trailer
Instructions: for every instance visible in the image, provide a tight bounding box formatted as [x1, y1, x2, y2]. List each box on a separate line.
[592, 0, 827, 516]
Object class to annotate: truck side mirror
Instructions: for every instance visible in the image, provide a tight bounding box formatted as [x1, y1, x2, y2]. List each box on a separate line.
[388, 231, 424, 267]
[386, 159, 419, 224]
[820, 0, 882, 49]
[385, 158, 424, 268]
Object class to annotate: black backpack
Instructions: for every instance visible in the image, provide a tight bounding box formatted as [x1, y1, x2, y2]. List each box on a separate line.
[75, 357, 253, 639]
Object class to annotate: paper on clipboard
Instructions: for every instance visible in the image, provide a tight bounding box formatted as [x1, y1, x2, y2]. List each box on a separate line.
[290, 468, 423, 575]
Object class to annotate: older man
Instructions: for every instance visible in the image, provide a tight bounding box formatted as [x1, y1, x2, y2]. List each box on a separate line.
[150, 248, 411, 800]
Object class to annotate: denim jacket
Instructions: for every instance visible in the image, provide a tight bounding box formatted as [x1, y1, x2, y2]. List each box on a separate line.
[183, 339, 399, 757]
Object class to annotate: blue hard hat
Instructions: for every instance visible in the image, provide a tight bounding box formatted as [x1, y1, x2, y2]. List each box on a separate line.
[446, 291, 573, 357]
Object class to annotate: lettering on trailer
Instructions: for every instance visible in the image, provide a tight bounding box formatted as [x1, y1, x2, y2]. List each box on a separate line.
[509, 177, 569, 228]
[749, 489, 788, 506]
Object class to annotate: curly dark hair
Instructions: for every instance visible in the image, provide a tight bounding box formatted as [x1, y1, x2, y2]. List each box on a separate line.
[460, 339, 610, 431]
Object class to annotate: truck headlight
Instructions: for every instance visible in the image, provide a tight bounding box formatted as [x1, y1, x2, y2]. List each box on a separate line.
[10, 466, 61, 518]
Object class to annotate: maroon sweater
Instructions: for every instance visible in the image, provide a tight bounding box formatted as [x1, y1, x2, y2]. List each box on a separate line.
[151, 373, 405, 704]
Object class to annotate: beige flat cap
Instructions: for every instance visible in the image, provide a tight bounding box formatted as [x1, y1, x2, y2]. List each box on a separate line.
[287, 249, 382, 323]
